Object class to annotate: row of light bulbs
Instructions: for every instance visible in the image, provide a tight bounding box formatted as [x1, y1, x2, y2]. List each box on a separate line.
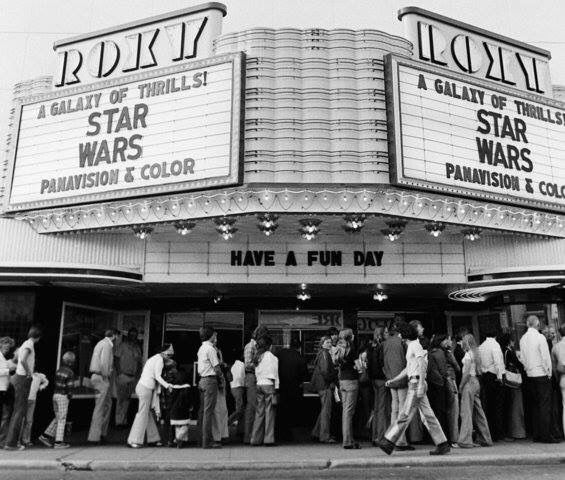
[297, 283, 388, 302]
[22, 188, 564, 237]
[211, 284, 389, 303]
[130, 214, 485, 241]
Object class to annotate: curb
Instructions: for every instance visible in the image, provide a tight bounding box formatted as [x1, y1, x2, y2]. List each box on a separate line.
[0, 453, 563, 472]
[87, 460, 330, 472]
[328, 453, 565, 469]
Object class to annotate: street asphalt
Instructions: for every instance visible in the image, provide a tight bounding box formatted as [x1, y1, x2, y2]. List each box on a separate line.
[1, 464, 565, 480]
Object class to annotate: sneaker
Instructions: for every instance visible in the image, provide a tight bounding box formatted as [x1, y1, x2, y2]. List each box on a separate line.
[53, 442, 70, 449]
[38, 435, 54, 448]
[429, 442, 451, 455]
[378, 439, 395, 456]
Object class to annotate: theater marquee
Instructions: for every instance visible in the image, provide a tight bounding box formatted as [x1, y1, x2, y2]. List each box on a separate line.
[386, 54, 565, 213]
[5, 52, 243, 212]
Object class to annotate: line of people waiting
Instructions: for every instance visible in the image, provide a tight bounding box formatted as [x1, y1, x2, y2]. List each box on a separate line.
[1, 316, 564, 451]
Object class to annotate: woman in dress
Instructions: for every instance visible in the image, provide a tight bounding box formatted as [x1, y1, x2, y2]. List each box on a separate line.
[127, 344, 174, 448]
[311, 336, 338, 443]
[457, 334, 493, 448]
[498, 332, 526, 441]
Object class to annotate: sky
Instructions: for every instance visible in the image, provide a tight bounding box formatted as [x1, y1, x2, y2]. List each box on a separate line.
[1, 0, 565, 139]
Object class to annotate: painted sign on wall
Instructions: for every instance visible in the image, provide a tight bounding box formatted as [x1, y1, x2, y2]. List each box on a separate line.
[53, 2, 226, 88]
[5, 53, 243, 212]
[386, 55, 565, 213]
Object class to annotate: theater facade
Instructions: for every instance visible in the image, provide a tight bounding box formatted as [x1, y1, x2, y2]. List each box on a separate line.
[1, 3, 565, 394]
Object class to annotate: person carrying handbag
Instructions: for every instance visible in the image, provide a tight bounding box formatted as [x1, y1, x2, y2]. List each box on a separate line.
[311, 336, 338, 443]
[499, 333, 526, 440]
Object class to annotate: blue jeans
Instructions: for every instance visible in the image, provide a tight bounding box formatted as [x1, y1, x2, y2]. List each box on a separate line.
[340, 379, 359, 446]
[198, 377, 218, 447]
[4, 375, 31, 448]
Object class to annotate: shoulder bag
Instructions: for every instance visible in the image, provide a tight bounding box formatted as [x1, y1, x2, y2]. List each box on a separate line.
[503, 350, 522, 389]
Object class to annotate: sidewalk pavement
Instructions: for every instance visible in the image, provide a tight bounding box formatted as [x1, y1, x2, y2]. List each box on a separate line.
[0, 441, 563, 472]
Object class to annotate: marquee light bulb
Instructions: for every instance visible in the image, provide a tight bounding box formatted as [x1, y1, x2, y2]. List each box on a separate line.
[373, 290, 388, 302]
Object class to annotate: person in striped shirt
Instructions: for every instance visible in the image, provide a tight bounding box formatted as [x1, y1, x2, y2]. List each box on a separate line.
[38, 352, 76, 449]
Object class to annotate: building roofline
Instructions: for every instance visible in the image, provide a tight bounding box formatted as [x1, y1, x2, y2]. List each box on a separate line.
[53, 2, 227, 50]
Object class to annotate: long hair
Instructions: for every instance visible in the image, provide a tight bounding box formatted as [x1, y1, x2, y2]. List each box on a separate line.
[462, 333, 481, 375]
[373, 326, 386, 344]
[253, 335, 272, 365]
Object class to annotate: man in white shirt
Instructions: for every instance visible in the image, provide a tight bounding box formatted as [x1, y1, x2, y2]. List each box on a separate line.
[379, 322, 450, 456]
[88, 329, 116, 444]
[197, 326, 221, 448]
[552, 325, 565, 438]
[479, 330, 505, 441]
[519, 315, 559, 443]
[4, 326, 41, 451]
[228, 357, 246, 429]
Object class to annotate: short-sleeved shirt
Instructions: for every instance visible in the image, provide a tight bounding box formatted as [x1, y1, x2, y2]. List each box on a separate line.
[197, 341, 219, 377]
[16, 339, 35, 376]
[405, 339, 427, 379]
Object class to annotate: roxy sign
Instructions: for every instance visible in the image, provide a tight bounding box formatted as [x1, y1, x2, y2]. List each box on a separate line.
[53, 2, 226, 88]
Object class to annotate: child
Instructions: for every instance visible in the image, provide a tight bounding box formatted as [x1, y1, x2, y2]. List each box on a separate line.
[38, 352, 76, 449]
[169, 368, 192, 448]
[20, 371, 49, 447]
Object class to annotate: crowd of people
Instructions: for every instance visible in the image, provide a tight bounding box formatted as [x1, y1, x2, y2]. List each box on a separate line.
[0, 315, 564, 454]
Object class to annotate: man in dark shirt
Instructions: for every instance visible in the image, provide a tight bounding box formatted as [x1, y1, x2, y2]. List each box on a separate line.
[367, 327, 389, 444]
[276, 338, 308, 442]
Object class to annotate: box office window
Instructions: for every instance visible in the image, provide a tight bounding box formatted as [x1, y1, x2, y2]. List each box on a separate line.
[57, 302, 149, 397]
[258, 310, 343, 368]
[356, 311, 429, 347]
[164, 311, 244, 368]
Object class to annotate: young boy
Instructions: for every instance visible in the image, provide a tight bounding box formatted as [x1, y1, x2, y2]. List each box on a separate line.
[20, 371, 49, 447]
[38, 352, 76, 449]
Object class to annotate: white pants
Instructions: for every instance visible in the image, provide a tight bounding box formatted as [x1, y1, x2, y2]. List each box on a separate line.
[88, 375, 112, 442]
[390, 388, 408, 446]
[127, 384, 160, 445]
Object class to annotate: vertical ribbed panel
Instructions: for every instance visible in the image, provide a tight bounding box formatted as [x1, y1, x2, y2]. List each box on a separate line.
[0, 219, 143, 269]
[465, 235, 565, 273]
[214, 28, 412, 184]
[1, 76, 53, 210]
